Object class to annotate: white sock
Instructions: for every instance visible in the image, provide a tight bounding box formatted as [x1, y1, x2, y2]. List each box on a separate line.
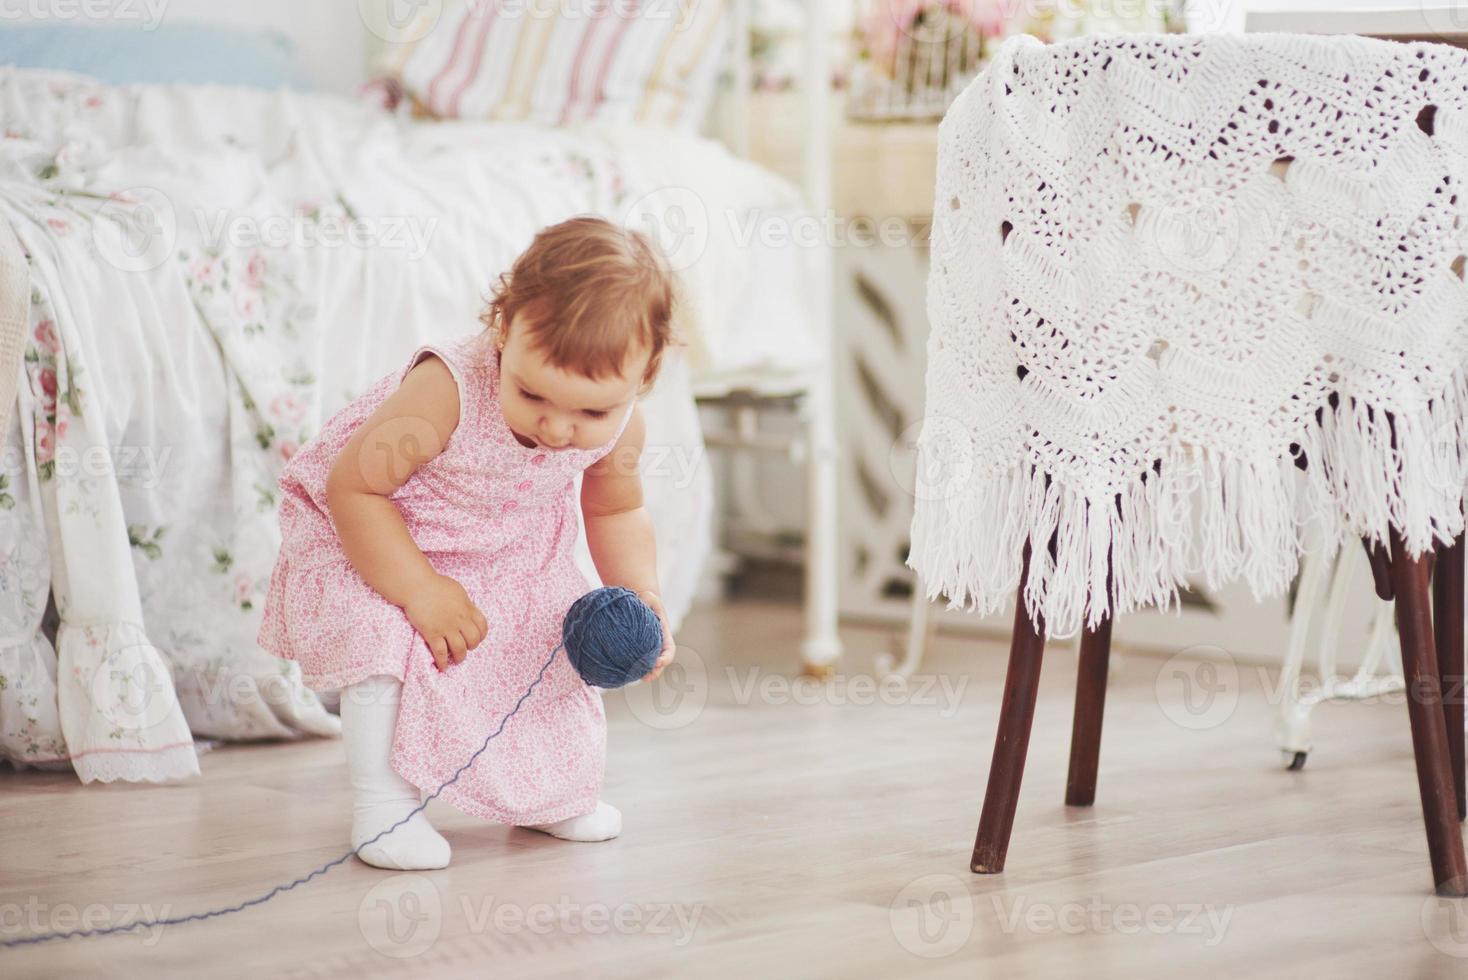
[522, 801, 622, 842]
[340, 674, 451, 870]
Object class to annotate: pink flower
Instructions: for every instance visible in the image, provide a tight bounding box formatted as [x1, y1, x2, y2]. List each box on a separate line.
[33, 319, 58, 354]
[270, 393, 306, 425]
[55, 416, 68, 440]
[84, 94, 103, 109]
[245, 254, 267, 288]
[35, 421, 53, 458]
[861, 0, 1003, 73]
[191, 257, 219, 288]
[236, 292, 259, 321]
[46, 217, 69, 234]
[235, 573, 253, 603]
[38, 368, 56, 399]
[279, 440, 299, 462]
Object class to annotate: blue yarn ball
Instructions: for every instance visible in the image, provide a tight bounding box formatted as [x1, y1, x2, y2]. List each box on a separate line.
[562, 587, 663, 689]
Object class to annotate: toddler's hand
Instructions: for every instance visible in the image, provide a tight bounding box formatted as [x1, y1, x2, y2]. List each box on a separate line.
[404, 573, 489, 671]
[637, 590, 676, 683]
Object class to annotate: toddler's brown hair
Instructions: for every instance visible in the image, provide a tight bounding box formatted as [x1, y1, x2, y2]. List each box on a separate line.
[481, 215, 679, 387]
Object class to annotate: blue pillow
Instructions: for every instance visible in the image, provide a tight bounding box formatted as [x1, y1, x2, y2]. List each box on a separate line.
[0, 21, 311, 89]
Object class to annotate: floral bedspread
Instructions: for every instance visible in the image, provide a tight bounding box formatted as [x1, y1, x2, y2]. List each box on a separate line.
[0, 68, 802, 782]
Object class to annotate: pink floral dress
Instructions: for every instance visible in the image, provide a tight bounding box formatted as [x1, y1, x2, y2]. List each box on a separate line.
[257, 330, 631, 825]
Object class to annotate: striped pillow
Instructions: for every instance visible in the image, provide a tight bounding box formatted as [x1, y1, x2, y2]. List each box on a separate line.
[381, 0, 732, 130]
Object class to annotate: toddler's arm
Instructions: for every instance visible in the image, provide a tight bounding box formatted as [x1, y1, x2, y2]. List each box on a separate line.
[324, 354, 488, 671]
[581, 403, 676, 681]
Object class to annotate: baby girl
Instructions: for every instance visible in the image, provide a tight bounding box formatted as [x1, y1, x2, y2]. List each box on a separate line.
[257, 216, 678, 870]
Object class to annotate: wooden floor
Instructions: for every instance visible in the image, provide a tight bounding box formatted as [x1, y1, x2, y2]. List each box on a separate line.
[4, 598, 1468, 978]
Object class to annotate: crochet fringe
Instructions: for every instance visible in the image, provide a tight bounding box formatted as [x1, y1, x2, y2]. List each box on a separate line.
[908, 365, 1468, 639]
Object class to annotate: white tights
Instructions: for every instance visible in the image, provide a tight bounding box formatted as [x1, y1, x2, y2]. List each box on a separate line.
[339, 675, 451, 870]
[339, 674, 623, 870]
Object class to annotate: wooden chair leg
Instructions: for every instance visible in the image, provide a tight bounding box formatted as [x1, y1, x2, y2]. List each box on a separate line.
[1065, 613, 1113, 807]
[971, 542, 1047, 874]
[1433, 531, 1466, 822]
[1390, 529, 1468, 895]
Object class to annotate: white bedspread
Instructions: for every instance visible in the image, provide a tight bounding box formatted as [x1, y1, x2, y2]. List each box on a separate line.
[0, 68, 813, 781]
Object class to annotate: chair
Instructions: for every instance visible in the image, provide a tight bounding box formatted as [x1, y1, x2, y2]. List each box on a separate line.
[910, 32, 1468, 894]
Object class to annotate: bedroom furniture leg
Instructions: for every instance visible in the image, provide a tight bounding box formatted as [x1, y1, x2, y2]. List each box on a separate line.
[797, 0, 840, 677]
[1065, 611, 1113, 807]
[972, 542, 1045, 874]
[1433, 531, 1466, 821]
[801, 408, 842, 675]
[878, 578, 938, 679]
[1390, 529, 1468, 896]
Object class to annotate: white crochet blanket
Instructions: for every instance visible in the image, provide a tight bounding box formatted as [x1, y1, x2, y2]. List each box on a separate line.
[910, 32, 1468, 639]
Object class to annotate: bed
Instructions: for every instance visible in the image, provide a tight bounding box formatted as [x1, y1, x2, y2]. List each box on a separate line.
[0, 1, 839, 783]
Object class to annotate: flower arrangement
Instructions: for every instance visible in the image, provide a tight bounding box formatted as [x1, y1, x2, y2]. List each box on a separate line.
[856, 0, 1005, 81]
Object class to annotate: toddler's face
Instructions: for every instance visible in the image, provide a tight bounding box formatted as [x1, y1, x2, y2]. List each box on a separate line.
[497, 315, 649, 451]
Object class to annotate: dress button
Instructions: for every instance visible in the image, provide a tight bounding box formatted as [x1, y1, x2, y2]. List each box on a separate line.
[531, 454, 546, 467]
[516, 480, 532, 493]
[502, 500, 517, 514]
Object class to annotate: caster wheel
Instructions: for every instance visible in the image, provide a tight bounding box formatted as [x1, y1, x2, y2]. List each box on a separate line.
[1286, 750, 1307, 771]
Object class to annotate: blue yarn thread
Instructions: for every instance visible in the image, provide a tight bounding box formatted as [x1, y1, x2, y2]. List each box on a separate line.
[562, 587, 663, 690]
[1, 587, 655, 948]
